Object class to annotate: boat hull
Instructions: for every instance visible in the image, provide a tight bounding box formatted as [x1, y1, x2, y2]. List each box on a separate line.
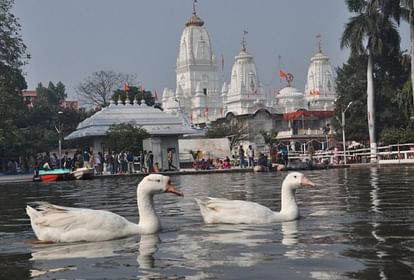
[36, 169, 74, 182]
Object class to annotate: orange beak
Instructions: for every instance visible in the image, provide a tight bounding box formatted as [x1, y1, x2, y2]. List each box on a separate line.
[165, 184, 184, 196]
[301, 176, 316, 187]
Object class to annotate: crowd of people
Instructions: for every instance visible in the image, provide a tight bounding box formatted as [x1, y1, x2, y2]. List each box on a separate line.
[3, 143, 291, 175]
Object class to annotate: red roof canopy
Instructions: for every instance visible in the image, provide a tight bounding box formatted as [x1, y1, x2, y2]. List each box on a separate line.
[283, 110, 334, 121]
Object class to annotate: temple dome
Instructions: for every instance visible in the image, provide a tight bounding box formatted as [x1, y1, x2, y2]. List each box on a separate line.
[185, 13, 204, 27]
[65, 102, 195, 140]
[277, 86, 305, 112]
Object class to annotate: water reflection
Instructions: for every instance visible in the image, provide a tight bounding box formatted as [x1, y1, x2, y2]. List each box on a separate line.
[29, 233, 161, 278]
[281, 220, 298, 246]
[30, 236, 138, 261]
[137, 234, 160, 269]
[1, 168, 414, 279]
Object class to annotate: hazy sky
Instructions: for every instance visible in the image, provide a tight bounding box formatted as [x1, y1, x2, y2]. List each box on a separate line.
[13, 0, 410, 102]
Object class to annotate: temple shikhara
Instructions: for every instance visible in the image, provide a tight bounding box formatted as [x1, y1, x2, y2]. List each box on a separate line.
[162, 1, 337, 151]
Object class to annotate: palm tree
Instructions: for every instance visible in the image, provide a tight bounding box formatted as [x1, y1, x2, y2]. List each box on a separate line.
[382, 0, 414, 117]
[340, 0, 400, 163]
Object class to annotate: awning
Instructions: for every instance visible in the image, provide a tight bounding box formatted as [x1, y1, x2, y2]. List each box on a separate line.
[283, 110, 334, 121]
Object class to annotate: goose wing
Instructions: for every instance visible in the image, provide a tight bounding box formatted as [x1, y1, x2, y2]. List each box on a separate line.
[195, 197, 275, 224]
[26, 202, 133, 242]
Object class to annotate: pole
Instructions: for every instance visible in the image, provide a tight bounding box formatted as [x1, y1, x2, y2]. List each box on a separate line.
[342, 111, 347, 165]
[342, 101, 353, 165]
[58, 111, 63, 169]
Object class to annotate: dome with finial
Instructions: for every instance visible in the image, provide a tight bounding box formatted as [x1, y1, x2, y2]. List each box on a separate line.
[177, 0, 214, 68]
[185, 0, 204, 27]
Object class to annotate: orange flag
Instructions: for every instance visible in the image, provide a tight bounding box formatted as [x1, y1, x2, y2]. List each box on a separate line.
[124, 82, 130, 92]
[279, 70, 288, 79]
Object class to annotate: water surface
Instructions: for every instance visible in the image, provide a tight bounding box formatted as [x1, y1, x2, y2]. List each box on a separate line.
[1, 166, 413, 279]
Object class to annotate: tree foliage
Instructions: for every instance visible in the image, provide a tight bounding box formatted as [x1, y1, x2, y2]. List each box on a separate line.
[0, 0, 29, 169]
[106, 123, 150, 154]
[76, 70, 136, 107]
[0, 0, 29, 68]
[334, 51, 413, 145]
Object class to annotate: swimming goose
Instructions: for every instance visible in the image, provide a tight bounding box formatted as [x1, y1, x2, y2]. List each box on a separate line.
[26, 174, 183, 243]
[195, 172, 315, 224]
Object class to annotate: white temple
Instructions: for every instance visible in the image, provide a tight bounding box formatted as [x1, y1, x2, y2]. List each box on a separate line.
[162, 1, 221, 124]
[304, 42, 337, 111]
[222, 35, 267, 116]
[162, 1, 337, 132]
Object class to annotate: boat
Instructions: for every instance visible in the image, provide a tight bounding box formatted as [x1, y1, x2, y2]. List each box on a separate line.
[71, 166, 94, 180]
[35, 169, 74, 182]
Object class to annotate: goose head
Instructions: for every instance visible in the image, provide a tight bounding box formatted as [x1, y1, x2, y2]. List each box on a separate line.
[138, 174, 183, 197]
[283, 172, 316, 191]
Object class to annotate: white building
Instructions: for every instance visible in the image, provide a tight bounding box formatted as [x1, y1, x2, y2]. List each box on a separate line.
[304, 45, 337, 111]
[162, 3, 222, 124]
[161, 2, 338, 152]
[222, 38, 268, 116]
[65, 98, 197, 170]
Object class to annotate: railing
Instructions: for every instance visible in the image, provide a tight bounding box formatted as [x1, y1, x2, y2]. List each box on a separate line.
[288, 143, 414, 165]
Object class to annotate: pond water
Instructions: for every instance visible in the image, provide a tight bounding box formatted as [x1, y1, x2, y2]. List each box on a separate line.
[1, 166, 414, 279]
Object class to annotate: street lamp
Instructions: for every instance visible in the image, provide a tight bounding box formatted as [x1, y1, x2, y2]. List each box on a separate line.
[342, 101, 353, 165]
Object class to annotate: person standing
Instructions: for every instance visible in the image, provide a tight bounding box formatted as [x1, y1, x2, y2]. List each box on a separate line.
[140, 150, 146, 173]
[247, 145, 255, 167]
[239, 145, 246, 168]
[127, 151, 134, 174]
[146, 151, 154, 173]
[167, 149, 178, 171]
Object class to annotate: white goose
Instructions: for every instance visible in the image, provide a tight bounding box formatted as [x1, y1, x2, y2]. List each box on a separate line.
[195, 172, 315, 224]
[26, 174, 183, 243]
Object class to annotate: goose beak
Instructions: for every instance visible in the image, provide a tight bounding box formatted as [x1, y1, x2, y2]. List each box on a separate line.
[165, 184, 184, 196]
[301, 176, 316, 188]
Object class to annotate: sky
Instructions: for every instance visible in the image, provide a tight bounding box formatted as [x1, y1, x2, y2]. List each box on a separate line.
[13, 0, 410, 103]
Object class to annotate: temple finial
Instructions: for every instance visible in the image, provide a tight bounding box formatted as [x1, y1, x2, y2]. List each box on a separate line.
[193, 0, 198, 15]
[242, 30, 248, 51]
[316, 33, 322, 52]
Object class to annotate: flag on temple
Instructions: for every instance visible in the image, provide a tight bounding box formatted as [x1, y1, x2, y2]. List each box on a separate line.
[124, 82, 130, 92]
[221, 54, 224, 71]
[279, 70, 288, 79]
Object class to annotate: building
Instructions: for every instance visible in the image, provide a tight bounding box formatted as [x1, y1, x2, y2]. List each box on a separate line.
[22, 90, 37, 109]
[21, 89, 79, 111]
[65, 98, 197, 170]
[162, 2, 222, 123]
[160, 2, 338, 153]
[222, 36, 268, 116]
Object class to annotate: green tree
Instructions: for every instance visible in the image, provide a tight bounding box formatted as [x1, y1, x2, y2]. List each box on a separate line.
[0, 0, 29, 170]
[382, 0, 414, 113]
[0, 0, 29, 68]
[341, 0, 400, 161]
[106, 123, 150, 154]
[335, 51, 412, 145]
